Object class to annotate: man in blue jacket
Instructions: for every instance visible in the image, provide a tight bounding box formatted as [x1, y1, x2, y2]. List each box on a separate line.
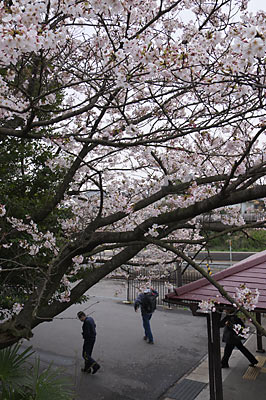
[77, 311, 101, 374]
[134, 287, 159, 344]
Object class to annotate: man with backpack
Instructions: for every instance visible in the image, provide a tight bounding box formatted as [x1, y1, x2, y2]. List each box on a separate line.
[134, 287, 159, 344]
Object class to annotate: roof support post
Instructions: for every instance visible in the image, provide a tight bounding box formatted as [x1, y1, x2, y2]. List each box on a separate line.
[212, 311, 223, 400]
[207, 313, 215, 399]
[255, 312, 265, 353]
[206, 312, 223, 400]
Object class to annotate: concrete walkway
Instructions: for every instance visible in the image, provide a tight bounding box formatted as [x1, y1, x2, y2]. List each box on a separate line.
[163, 319, 266, 400]
[197, 333, 266, 400]
[22, 279, 266, 400]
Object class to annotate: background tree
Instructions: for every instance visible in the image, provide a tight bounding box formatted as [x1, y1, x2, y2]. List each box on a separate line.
[0, 0, 266, 348]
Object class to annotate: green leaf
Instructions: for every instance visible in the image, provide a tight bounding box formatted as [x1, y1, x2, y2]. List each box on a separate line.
[30, 359, 74, 400]
[0, 343, 34, 397]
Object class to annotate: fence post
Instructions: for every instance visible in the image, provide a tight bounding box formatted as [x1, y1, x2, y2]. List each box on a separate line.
[127, 277, 130, 302]
[177, 262, 182, 287]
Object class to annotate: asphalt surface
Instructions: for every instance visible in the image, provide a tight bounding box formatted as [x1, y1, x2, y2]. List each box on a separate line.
[23, 279, 209, 400]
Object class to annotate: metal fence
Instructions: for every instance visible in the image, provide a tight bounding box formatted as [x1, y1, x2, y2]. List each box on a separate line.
[127, 269, 203, 306]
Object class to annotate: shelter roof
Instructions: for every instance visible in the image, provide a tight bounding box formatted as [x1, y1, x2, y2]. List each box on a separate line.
[165, 250, 266, 311]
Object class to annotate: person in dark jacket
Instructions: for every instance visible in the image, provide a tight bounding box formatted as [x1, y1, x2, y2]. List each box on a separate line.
[77, 311, 100, 374]
[134, 287, 159, 344]
[220, 309, 258, 368]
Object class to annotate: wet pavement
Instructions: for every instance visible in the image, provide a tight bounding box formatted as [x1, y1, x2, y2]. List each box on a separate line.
[21, 279, 266, 400]
[23, 279, 208, 399]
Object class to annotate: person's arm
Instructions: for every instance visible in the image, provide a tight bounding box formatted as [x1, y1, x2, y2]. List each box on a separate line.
[134, 294, 143, 311]
[234, 316, 245, 328]
[83, 318, 95, 340]
[219, 315, 229, 328]
[151, 288, 159, 297]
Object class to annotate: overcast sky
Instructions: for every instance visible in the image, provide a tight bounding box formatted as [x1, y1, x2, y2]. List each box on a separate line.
[248, 0, 265, 12]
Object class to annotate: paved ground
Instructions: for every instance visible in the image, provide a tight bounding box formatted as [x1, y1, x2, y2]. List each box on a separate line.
[21, 279, 266, 400]
[23, 279, 208, 400]
[164, 316, 266, 400]
[192, 328, 266, 400]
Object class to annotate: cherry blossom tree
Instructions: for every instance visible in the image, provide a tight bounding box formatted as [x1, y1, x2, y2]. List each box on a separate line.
[0, 0, 266, 348]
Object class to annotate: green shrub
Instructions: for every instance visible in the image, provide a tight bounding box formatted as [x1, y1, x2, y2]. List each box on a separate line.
[0, 343, 74, 400]
[208, 229, 266, 252]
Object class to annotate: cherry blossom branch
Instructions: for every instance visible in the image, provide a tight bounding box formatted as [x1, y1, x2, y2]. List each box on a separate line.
[221, 126, 266, 192]
[144, 237, 266, 337]
[128, 1, 182, 41]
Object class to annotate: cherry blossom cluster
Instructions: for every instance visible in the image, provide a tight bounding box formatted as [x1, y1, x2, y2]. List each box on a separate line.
[5, 216, 58, 256]
[233, 324, 250, 339]
[0, 204, 6, 217]
[0, 0, 265, 325]
[0, 0, 265, 127]
[198, 299, 217, 313]
[0, 302, 24, 323]
[234, 284, 260, 311]
[144, 224, 160, 238]
[198, 283, 260, 314]
[49, 275, 71, 304]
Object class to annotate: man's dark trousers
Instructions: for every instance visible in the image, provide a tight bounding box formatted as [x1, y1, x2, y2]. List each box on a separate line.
[222, 340, 258, 366]
[83, 339, 96, 370]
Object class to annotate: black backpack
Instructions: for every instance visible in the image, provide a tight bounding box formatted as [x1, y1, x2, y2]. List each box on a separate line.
[142, 292, 157, 313]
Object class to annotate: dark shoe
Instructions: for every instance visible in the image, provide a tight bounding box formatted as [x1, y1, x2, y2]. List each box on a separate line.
[81, 367, 91, 373]
[143, 336, 147, 341]
[221, 364, 229, 368]
[147, 341, 154, 344]
[92, 363, 101, 374]
[249, 361, 258, 367]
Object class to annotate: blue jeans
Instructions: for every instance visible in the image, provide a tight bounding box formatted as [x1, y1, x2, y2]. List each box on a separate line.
[142, 312, 153, 342]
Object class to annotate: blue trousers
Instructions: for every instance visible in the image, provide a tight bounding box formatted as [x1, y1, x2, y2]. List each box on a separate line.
[142, 312, 153, 342]
[83, 339, 96, 370]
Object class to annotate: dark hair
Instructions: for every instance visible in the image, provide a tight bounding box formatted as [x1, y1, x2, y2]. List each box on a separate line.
[77, 311, 86, 318]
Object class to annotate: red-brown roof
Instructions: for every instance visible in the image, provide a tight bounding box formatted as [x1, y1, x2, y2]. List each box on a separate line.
[165, 250, 266, 311]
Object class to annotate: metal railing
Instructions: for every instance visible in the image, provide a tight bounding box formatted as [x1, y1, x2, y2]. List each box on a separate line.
[126, 269, 204, 305]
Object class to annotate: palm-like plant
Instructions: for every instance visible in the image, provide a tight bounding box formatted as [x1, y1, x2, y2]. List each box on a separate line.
[0, 343, 74, 400]
[0, 343, 33, 399]
[29, 358, 73, 400]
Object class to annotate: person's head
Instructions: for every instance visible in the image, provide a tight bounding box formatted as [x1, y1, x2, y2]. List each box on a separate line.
[77, 311, 86, 321]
